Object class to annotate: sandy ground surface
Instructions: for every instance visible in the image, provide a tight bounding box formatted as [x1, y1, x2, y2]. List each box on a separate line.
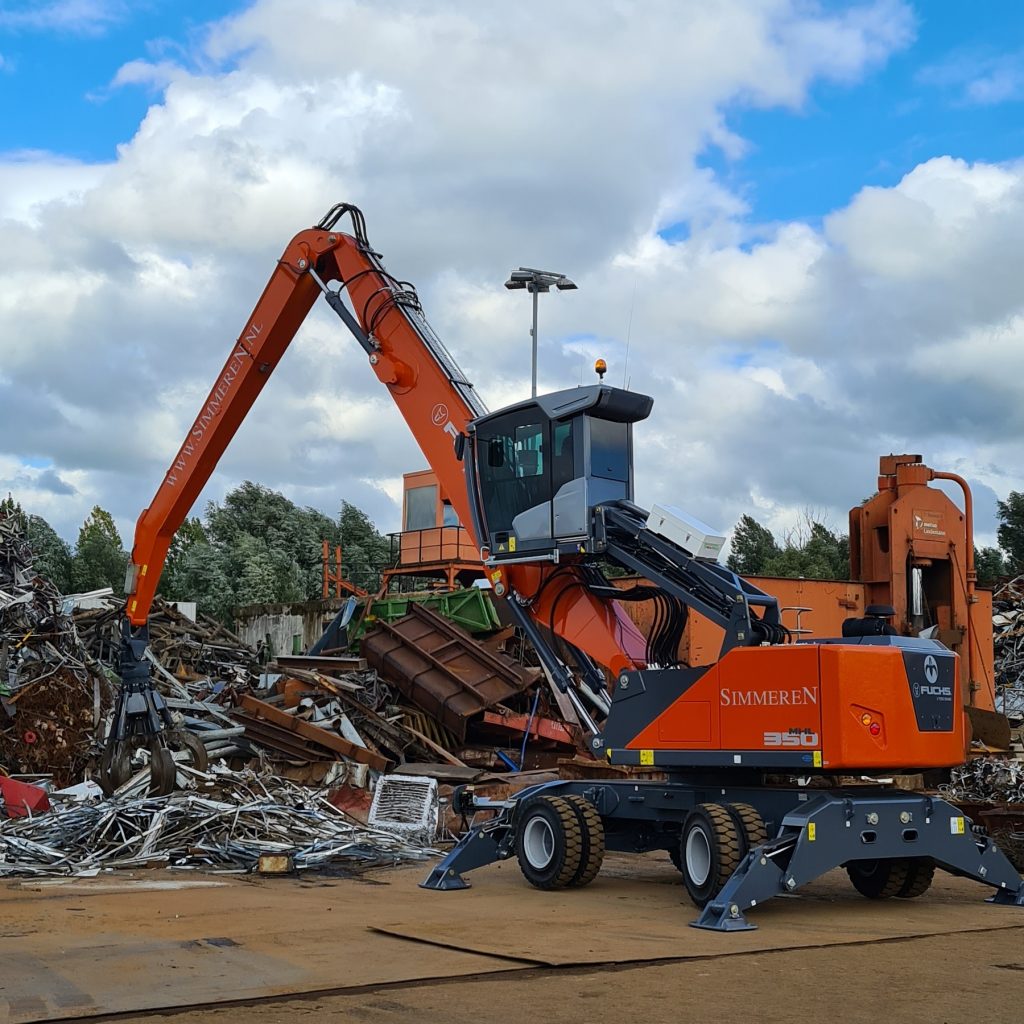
[1, 852, 1022, 1024]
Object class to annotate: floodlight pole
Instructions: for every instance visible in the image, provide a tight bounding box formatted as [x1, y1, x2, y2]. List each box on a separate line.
[531, 285, 539, 399]
[505, 267, 576, 400]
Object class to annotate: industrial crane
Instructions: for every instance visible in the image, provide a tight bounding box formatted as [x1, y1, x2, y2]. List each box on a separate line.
[102, 204, 1024, 930]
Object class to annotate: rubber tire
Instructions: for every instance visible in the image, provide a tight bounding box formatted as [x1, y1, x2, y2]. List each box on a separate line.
[896, 858, 936, 899]
[563, 795, 605, 888]
[725, 802, 768, 857]
[680, 803, 743, 908]
[515, 796, 584, 891]
[846, 858, 911, 899]
[668, 844, 683, 874]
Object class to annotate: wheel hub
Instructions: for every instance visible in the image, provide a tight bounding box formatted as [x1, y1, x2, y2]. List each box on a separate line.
[523, 816, 556, 869]
[685, 827, 711, 886]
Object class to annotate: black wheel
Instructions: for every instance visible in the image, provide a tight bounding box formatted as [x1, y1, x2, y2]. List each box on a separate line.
[515, 796, 584, 890]
[668, 844, 683, 874]
[896, 858, 935, 899]
[679, 803, 743, 908]
[725, 802, 768, 856]
[846, 858, 911, 899]
[563, 795, 605, 887]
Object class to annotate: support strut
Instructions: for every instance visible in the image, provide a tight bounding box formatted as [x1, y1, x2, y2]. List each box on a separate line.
[693, 791, 1024, 931]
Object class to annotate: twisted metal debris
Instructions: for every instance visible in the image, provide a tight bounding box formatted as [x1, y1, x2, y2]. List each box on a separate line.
[942, 757, 1024, 805]
[992, 575, 1024, 722]
[0, 769, 435, 877]
[0, 507, 110, 784]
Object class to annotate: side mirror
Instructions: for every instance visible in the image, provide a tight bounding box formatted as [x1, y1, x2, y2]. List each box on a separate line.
[487, 438, 505, 468]
[453, 433, 466, 461]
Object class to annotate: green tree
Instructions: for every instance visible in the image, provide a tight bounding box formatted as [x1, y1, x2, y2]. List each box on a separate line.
[206, 481, 338, 600]
[726, 514, 780, 575]
[975, 546, 1007, 588]
[338, 500, 392, 591]
[162, 517, 209, 600]
[71, 506, 129, 594]
[996, 491, 1024, 576]
[26, 514, 74, 592]
[168, 540, 236, 622]
[728, 513, 848, 580]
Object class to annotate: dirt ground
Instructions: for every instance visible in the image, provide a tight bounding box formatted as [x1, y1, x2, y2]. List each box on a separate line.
[1, 853, 1022, 1024]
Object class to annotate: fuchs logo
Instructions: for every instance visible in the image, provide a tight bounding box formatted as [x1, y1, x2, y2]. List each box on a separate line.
[923, 655, 939, 685]
[431, 402, 459, 441]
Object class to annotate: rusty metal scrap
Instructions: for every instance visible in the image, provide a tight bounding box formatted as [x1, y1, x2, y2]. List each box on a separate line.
[0, 507, 111, 785]
[361, 603, 539, 739]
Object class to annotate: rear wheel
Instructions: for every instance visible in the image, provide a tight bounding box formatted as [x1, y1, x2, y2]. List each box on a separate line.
[680, 803, 742, 907]
[515, 796, 584, 890]
[563, 795, 605, 888]
[896, 858, 935, 899]
[725, 802, 768, 857]
[846, 858, 911, 899]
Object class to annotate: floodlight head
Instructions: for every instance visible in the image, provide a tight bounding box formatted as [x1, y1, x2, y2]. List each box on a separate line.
[555, 277, 577, 291]
[504, 278, 527, 290]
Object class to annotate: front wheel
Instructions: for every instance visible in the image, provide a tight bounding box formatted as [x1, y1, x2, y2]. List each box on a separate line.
[515, 796, 584, 890]
[679, 803, 742, 907]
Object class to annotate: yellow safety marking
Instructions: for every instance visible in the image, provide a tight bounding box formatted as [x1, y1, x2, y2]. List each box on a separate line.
[807, 822, 816, 842]
[639, 749, 654, 766]
[508, 537, 517, 552]
[950, 816, 965, 835]
[605, 748, 613, 761]
[812, 751, 822, 768]
[130, 600, 137, 613]
[140, 564, 148, 576]
[490, 571, 502, 583]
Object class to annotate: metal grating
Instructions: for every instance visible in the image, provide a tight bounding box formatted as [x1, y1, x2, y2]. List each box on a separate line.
[368, 774, 438, 845]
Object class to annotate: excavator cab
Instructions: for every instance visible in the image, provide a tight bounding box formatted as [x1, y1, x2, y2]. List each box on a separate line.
[468, 384, 653, 561]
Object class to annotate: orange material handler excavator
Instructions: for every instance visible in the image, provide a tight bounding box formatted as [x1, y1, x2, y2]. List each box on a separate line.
[102, 204, 1024, 930]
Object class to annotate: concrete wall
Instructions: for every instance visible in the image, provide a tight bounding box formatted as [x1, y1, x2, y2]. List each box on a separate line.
[234, 599, 344, 657]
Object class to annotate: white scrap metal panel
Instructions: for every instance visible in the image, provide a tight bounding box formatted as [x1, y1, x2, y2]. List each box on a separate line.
[368, 774, 439, 844]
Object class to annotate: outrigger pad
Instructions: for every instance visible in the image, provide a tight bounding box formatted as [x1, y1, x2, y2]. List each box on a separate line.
[693, 791, 1024, 932]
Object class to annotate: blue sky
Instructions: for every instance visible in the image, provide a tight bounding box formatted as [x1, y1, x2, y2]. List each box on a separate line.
[712, 3, 1024, 224]
[3, 2, 1022, 229]
[0, 1, 238, 161]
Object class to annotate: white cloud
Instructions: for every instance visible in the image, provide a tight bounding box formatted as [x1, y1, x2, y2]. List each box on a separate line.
[16, 0, 1022, 560]
[0, 0, 126, 35]
[918, 47, 1024, 107]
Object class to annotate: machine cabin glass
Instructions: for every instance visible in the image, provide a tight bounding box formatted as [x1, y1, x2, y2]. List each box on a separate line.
[470, 385, 653, 559]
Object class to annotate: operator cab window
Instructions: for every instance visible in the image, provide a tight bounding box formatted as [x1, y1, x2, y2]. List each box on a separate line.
[552, 419, 575, 492]
[589, 418, 628, 482]
[477, 415, 550, 535]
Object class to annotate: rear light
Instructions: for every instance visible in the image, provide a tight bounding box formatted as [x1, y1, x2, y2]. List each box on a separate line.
[869, 722, 881, 736]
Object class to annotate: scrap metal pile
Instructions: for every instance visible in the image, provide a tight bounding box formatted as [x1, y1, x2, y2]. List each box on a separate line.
[0, 507, 111, 786]
[943, 757, 1024, 871]
[0, 768, 434, 877]
[992, 575, 1024, 723]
